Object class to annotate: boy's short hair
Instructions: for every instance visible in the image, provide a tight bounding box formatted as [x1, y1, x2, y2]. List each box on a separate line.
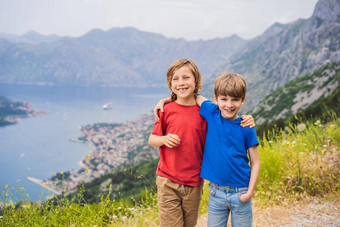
[167, 59, 203, 101]
[214, 73, 246, 99]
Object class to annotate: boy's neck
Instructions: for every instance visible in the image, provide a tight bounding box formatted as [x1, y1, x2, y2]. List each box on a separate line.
[223, 114, 239, 121]
[175, 97, 196, 106]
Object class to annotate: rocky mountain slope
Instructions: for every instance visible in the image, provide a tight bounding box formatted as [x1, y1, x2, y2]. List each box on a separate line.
[203, 0, 340, 111]
[249, 61, 339, 125]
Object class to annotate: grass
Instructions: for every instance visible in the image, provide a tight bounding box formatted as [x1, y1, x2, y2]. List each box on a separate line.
[256, 117, 340, 206]
[1, 116, 339, 226]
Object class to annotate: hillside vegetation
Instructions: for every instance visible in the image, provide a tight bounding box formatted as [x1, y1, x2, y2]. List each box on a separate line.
[1, 114, 339, 226]
[252, 62, 340, 137]
[67, 158, 159, 204]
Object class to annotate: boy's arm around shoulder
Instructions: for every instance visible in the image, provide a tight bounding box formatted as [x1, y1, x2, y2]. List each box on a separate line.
[239, 145, 260, 203]
[240, 115, 255, 128]
[153, 97, 171, 122]
[195, 95, 208, 107]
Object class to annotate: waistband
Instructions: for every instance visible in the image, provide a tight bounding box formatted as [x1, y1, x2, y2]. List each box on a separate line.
[209, 182, 248, 192]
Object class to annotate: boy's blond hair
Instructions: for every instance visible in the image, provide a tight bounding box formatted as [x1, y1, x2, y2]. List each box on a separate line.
[167, 59, 203, 101]
[214, 73, 246, 99]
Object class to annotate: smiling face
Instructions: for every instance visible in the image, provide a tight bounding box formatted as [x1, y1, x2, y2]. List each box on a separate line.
[214, 95, 245, 120]
[213, 73, 247, 119]
[170, 66, 196, 105]
[166, 59, 202, 103]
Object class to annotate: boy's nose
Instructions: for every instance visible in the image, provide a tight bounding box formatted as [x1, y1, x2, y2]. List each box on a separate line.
[225, 101, 233, 107]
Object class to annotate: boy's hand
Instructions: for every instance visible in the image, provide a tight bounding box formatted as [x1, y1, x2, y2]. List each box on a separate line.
[240, 115, 255, 128]
[162, 133, 180, 148]
[153, 99, 165, 122]
[153, 97, 171, 122]
[239, 192, 252, 203]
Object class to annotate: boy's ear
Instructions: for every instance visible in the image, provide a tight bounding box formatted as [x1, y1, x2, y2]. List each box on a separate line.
[214, 95, 218, 104]
[241, 97, 246, 105]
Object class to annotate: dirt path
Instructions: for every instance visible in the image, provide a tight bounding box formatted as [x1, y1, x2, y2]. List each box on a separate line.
[196, 197, 340, 226]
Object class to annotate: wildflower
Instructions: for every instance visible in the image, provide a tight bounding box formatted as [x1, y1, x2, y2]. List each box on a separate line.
[297, 123, 306, 131]
[61, 171, 64, 175]
[292, 141, 296, 144]
[112, 215, 118, 218]
[269, 141, 273, 143]
[0, 216, 3, 219]
[323, 145, 327, 148]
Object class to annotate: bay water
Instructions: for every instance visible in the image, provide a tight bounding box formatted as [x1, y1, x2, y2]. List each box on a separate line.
[0, 84, 169, 201]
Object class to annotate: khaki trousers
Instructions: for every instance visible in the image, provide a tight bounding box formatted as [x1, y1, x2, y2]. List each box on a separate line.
[156, 176, 203, 227]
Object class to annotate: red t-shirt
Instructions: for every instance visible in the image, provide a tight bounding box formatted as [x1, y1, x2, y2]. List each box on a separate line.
[151, 102, 207, 186]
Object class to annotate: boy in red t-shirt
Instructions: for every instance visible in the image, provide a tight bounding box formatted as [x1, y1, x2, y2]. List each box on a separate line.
[149, 59, 206, 227]
[149, 59, 254, 227]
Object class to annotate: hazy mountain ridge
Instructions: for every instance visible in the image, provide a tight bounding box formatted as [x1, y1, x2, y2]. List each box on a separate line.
[0, 30, 62, 45]
[0, 27, 246, 87]
[203, 0, 340, 111]
[1, 0, 337, 102]
[250, 61, 340, 125]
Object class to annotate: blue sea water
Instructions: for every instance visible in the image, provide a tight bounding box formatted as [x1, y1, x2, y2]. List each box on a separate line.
[0, 84, 169, 201]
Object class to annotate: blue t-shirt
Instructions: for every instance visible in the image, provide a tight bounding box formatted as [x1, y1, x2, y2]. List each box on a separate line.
[200, 100, 259, 187]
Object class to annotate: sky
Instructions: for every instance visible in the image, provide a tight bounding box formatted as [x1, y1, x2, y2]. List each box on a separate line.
[0, 0, 319, 40]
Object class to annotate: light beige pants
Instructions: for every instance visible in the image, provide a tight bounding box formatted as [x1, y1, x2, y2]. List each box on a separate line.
[156, 175, 203, 227]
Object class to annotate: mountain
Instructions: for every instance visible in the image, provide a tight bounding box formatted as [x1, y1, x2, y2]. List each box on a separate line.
[0, 30, 62, 44]
[203, 0, 340, 111]
[0, 0, 338, 107]
[1, 0, 338, 108]
[249, 61, 339, 125]
[0, 27, 246, 87]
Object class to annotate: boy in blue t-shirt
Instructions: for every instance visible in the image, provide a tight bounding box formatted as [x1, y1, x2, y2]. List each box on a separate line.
[196, 73, 260, 227]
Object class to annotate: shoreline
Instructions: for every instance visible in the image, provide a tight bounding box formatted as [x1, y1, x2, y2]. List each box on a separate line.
[27, 177, 61, 195]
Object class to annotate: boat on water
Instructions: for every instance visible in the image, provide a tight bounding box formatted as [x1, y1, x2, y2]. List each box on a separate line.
[102, 102, 112, 110]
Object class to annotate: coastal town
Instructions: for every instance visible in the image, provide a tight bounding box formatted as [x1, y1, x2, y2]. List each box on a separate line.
[33, 111, 158, 194]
